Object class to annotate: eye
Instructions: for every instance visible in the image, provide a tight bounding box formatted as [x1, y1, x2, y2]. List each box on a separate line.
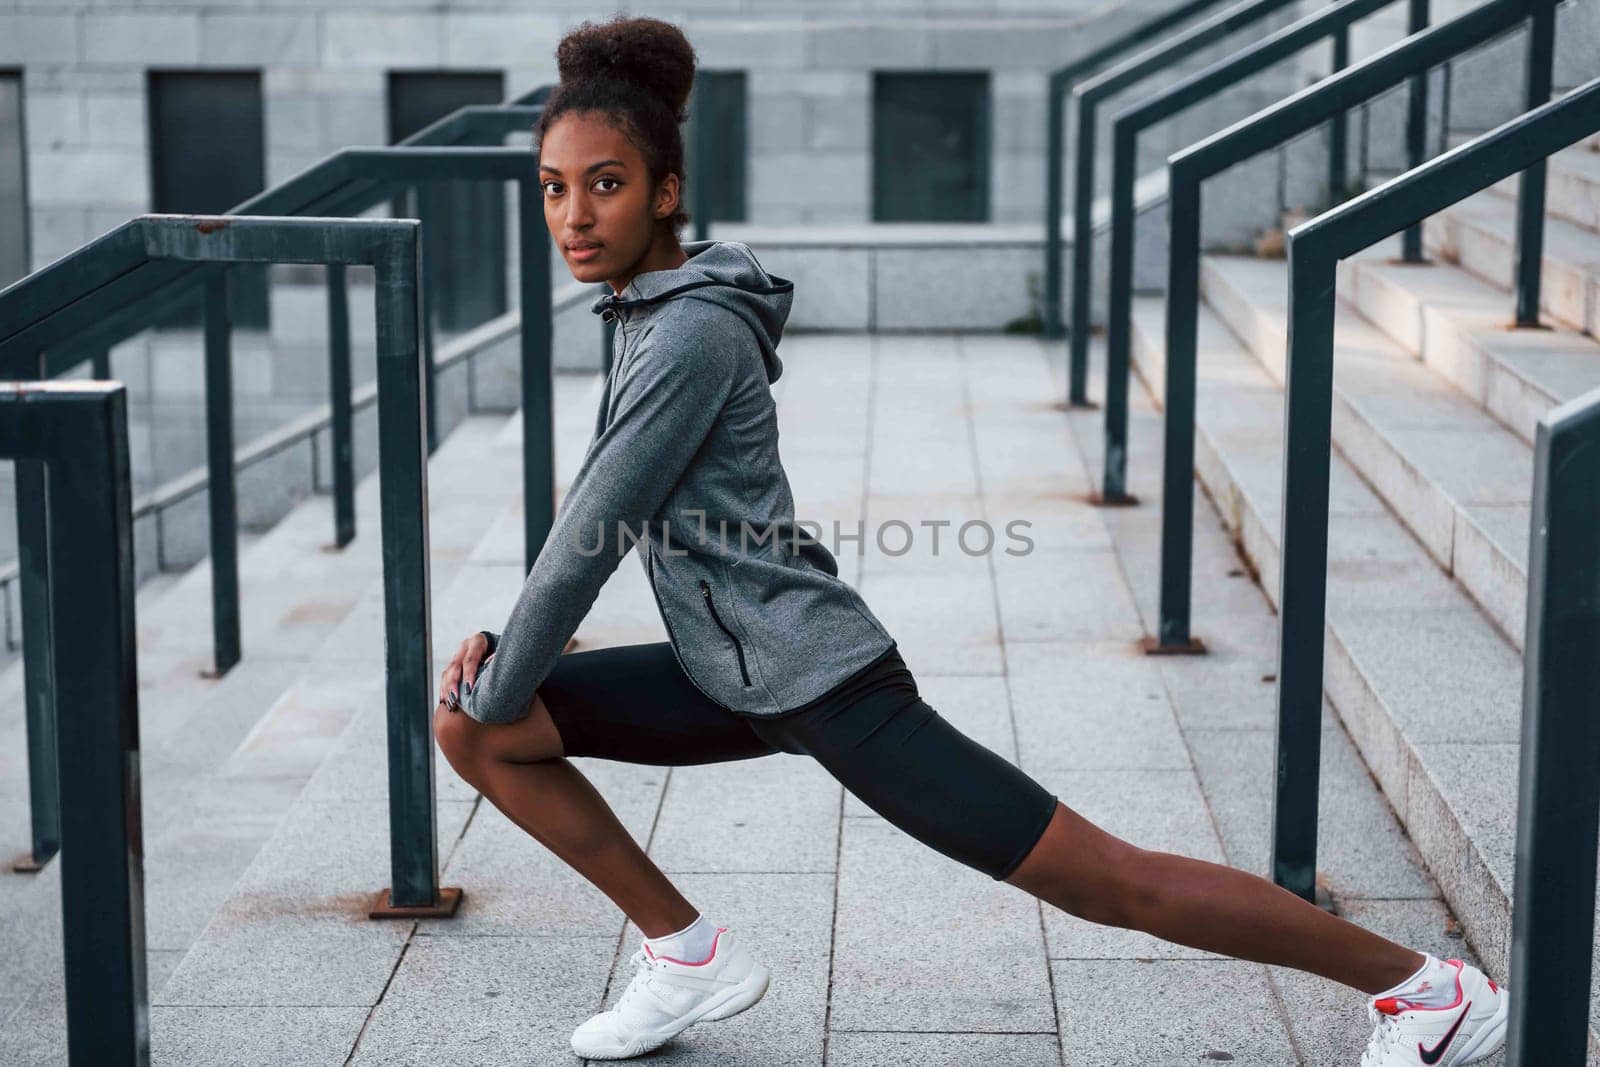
[595, 177, 620, 192]
[542, 180, 562, 196]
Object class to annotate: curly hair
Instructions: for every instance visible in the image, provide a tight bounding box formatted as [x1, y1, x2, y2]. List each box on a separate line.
[535, 15, 698, 237]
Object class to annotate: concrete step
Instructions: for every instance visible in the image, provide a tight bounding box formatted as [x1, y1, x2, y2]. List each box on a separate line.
[1425, 188, 1600, 337]
[1200, 254, 1533, 649]
[1125, 293, 1600, 1060]
[1336, 247, 1600, 447]
[1486, 143, 1600, 237]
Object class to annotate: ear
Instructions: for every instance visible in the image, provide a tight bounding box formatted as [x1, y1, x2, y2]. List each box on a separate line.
[655, 171, 681, 220]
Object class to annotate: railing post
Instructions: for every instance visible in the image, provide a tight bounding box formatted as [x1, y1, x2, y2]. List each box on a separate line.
[1158, 174, 1207, 652]
[1270, 235, 1338, 903]
[1098, 121, 1140, 506]
[1505, 386, 1600, 1067]
[327, 263, 355, 548]
[12, 349, 60, 874]
[3, 383, 149, 1065]
[1400, 0, 1430, 261]
[1043, 70, 1069, 339]
[1068, 91, 1098, 410]
[1328, 25, 1351, 202]
[416, 196, 441, 458]
[1154, 174, 1208, 654]
[519, 178, 556, 570]
[202, 268, 241, 676]
[369, 223, 447, 914]
[1512, 0, 1556, 327]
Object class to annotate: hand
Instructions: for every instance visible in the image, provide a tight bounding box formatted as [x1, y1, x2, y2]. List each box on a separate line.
[438, 632, 493, 714]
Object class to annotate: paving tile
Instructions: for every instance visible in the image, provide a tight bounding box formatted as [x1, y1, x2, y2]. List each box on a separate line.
[1053, 957, 1297, 1064]
[652, 753, 841, 873]
[826, 1030, 1062, 1065]
[991, 546, 1145, 645]
[153, 1006, 369, 1067]
[1008, 639, 1191, 773]
[829, 818, 1053, 1033]
[349, 936, 612, 1065]
[158, 799, 474, 1007]
[858, 567, 1003, 676]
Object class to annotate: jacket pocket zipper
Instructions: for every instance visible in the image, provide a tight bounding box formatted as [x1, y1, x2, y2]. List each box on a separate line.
[699, 579, 752, 687]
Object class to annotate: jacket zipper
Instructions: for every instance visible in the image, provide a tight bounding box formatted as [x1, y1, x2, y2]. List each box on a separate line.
[699, 579, 752, 687]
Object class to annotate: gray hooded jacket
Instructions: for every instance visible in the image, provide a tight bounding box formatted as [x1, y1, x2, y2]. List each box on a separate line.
[462, 239, 896, 724]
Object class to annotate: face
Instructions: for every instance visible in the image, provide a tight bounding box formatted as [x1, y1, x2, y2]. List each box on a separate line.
[539, 110, 680, 288]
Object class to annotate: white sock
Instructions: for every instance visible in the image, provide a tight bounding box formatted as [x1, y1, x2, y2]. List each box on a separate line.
[1374, 952, 1460, 1009]
[643, 913, 719, 964]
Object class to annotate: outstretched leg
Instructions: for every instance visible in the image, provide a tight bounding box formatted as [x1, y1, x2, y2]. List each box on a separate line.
[1002, 800, 1425, 996]
[747, 656, 1427, 999]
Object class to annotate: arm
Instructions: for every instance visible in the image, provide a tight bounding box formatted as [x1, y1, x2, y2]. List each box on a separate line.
[461, 320, 737, 724]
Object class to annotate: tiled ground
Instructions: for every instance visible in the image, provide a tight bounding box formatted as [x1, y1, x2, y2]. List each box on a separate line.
[0, 333, 1498, 1065]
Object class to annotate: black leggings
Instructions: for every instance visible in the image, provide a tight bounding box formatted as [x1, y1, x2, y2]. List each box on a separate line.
[535, 640, 1060, 881]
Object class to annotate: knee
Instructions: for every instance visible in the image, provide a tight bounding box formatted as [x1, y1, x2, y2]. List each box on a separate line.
[433, 704, 484, 767]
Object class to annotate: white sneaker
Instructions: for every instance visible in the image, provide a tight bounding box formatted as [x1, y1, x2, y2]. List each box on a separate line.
[1360, 957, 1509, 1066]
[570, 925, 771, 1060]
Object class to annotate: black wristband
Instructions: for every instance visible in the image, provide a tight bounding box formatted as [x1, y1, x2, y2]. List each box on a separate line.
[479, 630, 499, 657]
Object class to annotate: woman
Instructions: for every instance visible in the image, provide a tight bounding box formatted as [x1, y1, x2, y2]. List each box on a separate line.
[432, 15, 1509, 1065]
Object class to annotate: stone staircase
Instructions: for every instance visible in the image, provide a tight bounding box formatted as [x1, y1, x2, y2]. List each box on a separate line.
[1126, 134, 1600, 1058]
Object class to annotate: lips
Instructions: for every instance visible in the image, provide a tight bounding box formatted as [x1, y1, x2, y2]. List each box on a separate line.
[567, 242, 602, 252]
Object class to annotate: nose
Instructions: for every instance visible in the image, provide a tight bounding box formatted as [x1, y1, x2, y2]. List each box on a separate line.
[563, 185, 596, 231]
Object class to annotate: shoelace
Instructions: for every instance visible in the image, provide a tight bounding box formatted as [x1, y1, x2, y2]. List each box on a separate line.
[615, 948, 660, 1017]
[1360, 1002, 1404, 1065]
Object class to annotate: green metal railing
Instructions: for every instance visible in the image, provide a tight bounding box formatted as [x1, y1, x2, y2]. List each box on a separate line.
[1043, 0, 1242, 345]
[0, 146, 547, 880]
[0, 381, 144, 1064]
[1095, 0, 1432, 513]
[1150, 0, 1557, 682]
[1064, 0, 1345, 416]
[1510, 377, 1600, 1067]
[1279, 75, 1600, 1059]
[4, 213, 449, 1062]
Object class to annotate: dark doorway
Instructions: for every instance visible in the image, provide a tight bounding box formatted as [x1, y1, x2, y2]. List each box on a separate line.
[872, 71, 990, 223]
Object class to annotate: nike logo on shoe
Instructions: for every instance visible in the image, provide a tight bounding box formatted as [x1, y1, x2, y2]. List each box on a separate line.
[1418, 1001, 1471, 1064]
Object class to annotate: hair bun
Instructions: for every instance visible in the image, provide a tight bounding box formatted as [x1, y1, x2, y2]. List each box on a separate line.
[556, 15, 697, 121]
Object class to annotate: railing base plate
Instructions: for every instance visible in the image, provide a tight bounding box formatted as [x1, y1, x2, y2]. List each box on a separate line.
[369, 886, 464, 920]
[1086, 491, 1140, 508]
[9, 850, 54, 873]
[1139, 635, 1208, 656]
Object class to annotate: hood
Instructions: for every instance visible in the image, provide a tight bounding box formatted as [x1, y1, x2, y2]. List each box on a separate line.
[590, 239, 794, 384]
